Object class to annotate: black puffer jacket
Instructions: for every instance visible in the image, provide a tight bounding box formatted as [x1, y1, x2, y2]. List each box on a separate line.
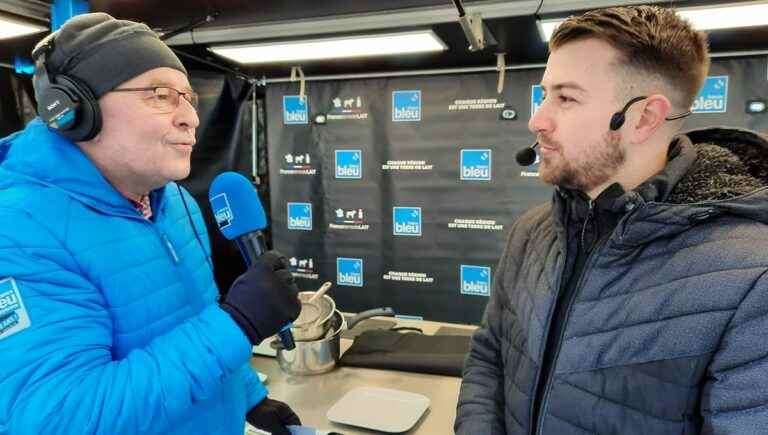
[456, 127, 768, 435]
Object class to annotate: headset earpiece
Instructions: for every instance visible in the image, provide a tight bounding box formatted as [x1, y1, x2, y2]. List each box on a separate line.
[609, 96, 647, 132]
[609, 112, 625, 131]
[53, 75, 102, 142]
[34, 41, 102, 142]
[610, 96, 693, 132]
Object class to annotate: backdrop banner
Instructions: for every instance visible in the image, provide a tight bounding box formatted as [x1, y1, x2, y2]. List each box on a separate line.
[253, 56, 768, 324]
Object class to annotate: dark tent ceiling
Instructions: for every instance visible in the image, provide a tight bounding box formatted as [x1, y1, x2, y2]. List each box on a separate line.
[2, 0, 768, 80]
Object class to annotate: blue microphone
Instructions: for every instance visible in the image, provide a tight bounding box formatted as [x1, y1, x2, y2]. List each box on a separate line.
[208, 171, 296, 350]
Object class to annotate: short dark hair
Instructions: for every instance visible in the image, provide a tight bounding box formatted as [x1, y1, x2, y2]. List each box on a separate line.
[550, 5, 710, 110]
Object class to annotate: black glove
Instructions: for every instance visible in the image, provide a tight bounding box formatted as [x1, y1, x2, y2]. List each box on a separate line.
[246, 398, 301, 435]
[221, 251, 301, 345]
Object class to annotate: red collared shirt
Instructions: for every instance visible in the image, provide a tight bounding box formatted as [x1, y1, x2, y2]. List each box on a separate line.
[126, 195, 153, 220]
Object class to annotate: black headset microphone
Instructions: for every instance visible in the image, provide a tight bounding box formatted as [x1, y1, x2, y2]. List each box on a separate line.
[515, 96, 691, 167]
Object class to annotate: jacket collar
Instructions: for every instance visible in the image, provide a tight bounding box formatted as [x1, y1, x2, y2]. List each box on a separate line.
[553, 127, 768, 246]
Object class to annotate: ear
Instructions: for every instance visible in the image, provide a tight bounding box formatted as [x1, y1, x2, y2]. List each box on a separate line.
[627, 94, 672, 145]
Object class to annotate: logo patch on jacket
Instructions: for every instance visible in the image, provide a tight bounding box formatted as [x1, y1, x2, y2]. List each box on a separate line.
[0, 278, 31, 339]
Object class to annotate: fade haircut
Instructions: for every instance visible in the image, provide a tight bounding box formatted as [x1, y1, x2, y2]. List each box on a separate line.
[549, 5, 710, 110]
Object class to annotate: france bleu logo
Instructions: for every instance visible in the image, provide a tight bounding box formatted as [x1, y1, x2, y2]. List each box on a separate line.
[392, 90, 421, 122]
[692, 76, 728, 114]
[393, 207, 422, 236]
[0, 278, 31, 340]
[460, 265, 491, 296]
[335, 150, 362, 179]
[210, 193, 233, 230]
[460, 149, 492, 181]
[531, 85, 544, 116]
[283, 95, 309, 125]
[287, 202, 312, 231]
[337, 257, 363, 287]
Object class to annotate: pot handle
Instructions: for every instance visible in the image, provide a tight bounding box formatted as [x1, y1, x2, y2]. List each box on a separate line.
[269, 339, 284, 350]
[346, 307, 395, 330]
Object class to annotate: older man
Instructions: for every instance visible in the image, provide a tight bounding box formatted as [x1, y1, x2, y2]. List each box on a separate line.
[0, 13, 301, 435]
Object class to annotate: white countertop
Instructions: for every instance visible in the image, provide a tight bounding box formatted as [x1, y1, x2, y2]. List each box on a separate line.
[250, 317, 476, 434]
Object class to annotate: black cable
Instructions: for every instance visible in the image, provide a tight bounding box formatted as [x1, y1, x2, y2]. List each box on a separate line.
[177, 183, 214, 271]
[451, 0, 466, 17]
[160, 13, 218, 42]
[534, 0, 545, 19]
[171, 48, 256, 83]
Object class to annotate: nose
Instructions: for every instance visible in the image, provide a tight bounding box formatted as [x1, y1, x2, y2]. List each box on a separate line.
[528, 102, 554, 136]
[174, 97, 200, 130]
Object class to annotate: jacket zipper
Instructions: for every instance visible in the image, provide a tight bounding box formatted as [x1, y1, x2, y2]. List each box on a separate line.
[527, 200, 581, 433]
[535, 201, 608, 435]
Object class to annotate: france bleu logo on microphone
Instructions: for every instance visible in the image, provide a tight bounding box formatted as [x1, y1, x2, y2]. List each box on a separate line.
[392, 90, 421, 122]
[210, 193, 233, 230]
[0, 278, 31, 340]
[460, 265, 491, 296]
[337, 257, 363, 287]
[287, 202, 312, 231]
[335, 150, 362, 179]
[460, 149, 492, 181]
[283, 95, 309, 125]
[393, 207, 422, 237]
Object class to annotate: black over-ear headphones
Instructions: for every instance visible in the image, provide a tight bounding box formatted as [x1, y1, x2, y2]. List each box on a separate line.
[34, 37, 102, 142]
[609, 96, 692, 131]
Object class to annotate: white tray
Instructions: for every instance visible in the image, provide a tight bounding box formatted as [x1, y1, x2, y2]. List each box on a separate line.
[326, 387, 430, 433]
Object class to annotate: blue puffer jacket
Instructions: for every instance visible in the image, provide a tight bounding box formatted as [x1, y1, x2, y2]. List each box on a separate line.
[456, 128, 768, 435]
[0, 119, 267, 435]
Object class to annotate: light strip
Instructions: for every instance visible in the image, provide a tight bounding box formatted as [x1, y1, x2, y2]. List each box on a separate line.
[537, 19, 563, 43]
[0, 15, 46, 40]
[209, 30, 447, 64]
[537, 1, 768, 42]
[677, 2, 768, 31]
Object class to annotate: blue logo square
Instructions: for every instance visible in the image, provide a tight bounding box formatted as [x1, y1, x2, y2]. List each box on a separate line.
[209, 193, 233, 230]
[0, 279, 22, 319]
[531, 85, 544, 116]
[392, 90, 421, 122]
[337, 257, 363, 287]
[460, 265, 491, 296]
[460, 149, 492, 181]
[283, 95, 309, 125]
[0, 277, 30, 339]
[393, 207, 422, 236]
[335, 150, 363, 179]
[287, 202, 312, 231]
[692, 76, 728, 114]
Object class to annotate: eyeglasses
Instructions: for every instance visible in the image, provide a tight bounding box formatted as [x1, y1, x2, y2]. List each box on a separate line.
[109, 86, 199, 113]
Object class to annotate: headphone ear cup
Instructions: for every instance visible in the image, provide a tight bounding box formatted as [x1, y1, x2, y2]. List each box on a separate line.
[609, 112, 625, 131]
[37, 83, 80, 131]
[53, 75, 102, 142]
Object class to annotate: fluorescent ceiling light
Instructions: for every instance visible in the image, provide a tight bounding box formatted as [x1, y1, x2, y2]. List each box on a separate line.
[537, 19, 562, 43]
[209, 30, 447, 64]
[537, 1, 768, 42]
[0, 15, 46, 40]
[677, 2, 768, 31]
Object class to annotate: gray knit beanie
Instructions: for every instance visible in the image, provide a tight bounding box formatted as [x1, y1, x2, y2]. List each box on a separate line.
[32, 12, 187, 100]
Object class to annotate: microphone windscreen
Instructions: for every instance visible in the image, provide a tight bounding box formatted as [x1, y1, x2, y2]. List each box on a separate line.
[515, 147, 538, 166]
[208, 172, 267, 240]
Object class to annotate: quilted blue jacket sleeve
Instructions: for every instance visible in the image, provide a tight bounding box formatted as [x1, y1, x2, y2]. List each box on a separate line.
[455, 230, 516, 435]
[243, 366, 270, 411]
[0, 210, 257, 435]
[701, 271, 768, 435]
